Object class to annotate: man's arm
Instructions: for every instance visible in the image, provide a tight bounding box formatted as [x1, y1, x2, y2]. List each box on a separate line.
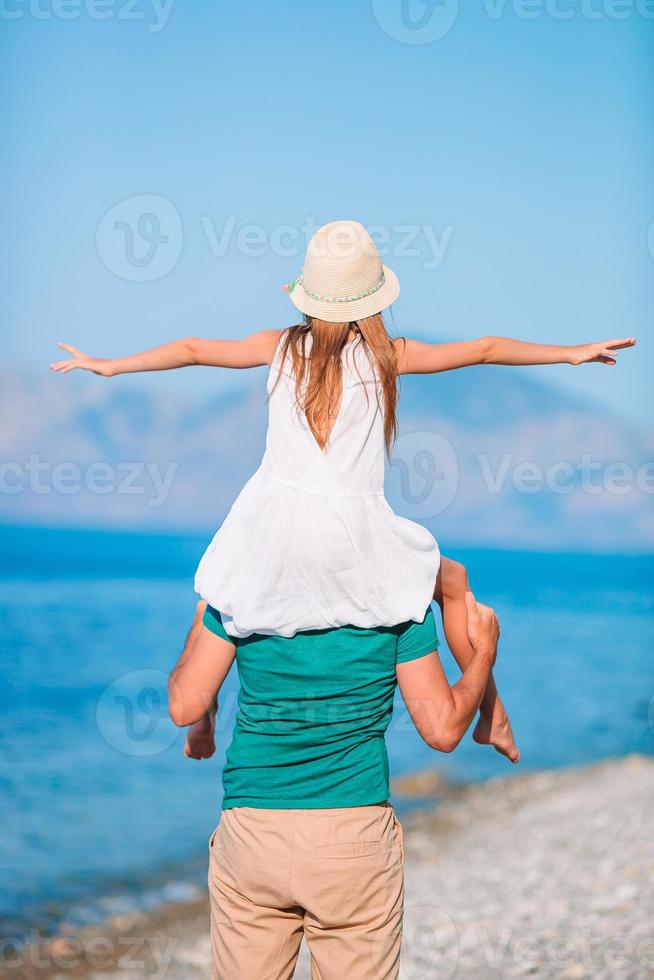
[49, 329, 282, 377]
[168, 601, 236, 727]
[394, 335, 636, 375]
[396, 592, 499, 753]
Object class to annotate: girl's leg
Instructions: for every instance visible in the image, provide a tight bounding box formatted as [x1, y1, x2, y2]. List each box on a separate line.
[434, 557, 520, 763]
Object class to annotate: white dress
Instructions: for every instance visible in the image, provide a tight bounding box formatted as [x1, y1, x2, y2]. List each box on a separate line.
[194, 335, 441, 638]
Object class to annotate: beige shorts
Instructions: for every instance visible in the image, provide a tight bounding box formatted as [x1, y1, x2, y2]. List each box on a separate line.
[208, 802, 404, 980]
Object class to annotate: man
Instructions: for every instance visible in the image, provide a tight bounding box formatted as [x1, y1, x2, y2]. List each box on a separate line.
[168, 592, 500, 980]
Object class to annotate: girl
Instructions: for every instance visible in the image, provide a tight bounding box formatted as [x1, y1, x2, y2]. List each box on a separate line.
[50, 219, 635, 765]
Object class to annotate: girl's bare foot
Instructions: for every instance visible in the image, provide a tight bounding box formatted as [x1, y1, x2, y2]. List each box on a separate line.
[473, 709, 520, 763]
[184, 711, 216, 760]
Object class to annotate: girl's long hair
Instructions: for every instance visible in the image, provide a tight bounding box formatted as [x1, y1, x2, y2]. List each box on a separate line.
[275, 314, 399, 454]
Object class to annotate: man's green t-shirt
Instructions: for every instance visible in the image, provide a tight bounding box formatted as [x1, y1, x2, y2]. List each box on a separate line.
[203, 606, 439, 810]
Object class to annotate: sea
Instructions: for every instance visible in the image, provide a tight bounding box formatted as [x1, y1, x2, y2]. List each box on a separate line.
[1, 525, 652, 940]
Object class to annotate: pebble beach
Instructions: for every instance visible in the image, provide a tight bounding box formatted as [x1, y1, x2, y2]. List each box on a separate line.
[8, 755, 653, 980]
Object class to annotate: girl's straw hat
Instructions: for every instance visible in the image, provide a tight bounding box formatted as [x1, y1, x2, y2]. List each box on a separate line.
[284, 220, 400, 322]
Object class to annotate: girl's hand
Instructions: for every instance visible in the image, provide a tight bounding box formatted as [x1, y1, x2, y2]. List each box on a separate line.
[569, 337, 636, 366]
[49, 343, 114, 376]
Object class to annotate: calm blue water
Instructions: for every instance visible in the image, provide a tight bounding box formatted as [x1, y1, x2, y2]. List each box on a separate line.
[1, 525, 653, 938]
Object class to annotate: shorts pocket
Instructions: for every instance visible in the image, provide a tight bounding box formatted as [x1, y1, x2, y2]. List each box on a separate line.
[316, 839, 394, 859]
[392, 811, 404, 864]
[208, 819, 222, 851]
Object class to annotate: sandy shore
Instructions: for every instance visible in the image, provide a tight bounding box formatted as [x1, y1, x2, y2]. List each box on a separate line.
[8, 755, 653, 980]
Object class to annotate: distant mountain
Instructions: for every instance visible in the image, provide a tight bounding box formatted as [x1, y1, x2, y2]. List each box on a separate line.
[2, 366, 652, 551]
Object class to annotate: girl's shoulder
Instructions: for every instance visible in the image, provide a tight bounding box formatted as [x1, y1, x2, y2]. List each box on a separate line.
[256, 328, 286, 366]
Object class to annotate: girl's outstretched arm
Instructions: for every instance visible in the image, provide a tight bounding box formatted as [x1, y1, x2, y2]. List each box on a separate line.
[395, 335, 636, 375]
[49, 329, 282, 377]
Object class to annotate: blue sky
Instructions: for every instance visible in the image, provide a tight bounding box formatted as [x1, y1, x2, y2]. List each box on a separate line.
[2, 1, 652, 422]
